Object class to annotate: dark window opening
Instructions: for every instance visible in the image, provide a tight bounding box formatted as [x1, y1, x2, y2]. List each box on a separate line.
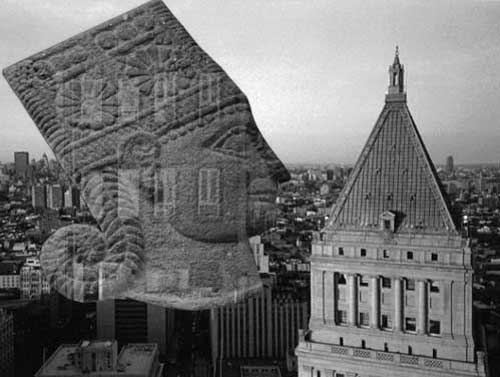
[338, 247, 344, 256]
[430, 281, 440, 293]
[359, 276, 369, 287]
[382, 277, 392, 289]
[338, 274, 346, 285]
[431, 253, 438, 262]
[361, 248, 367, 257]
[361, 340, 366, 349]
[429, 320, 441, 335]
[407, 251, 414, 260]
[405, 317, 416, 332]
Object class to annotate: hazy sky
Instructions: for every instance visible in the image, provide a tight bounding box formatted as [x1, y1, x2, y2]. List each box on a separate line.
[1, 0, 500, 165]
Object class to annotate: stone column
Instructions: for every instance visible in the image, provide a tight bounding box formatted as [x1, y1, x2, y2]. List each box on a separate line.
[370, 275, 379, 328]
[347, 273, 358, 326]
[417, 279, 428, 334]
[394, 277, 403, 331]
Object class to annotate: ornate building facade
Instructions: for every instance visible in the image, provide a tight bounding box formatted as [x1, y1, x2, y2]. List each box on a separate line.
[296, 50, 487, 377]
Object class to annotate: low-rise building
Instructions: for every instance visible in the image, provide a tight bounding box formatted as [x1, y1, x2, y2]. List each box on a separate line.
[35, 340, 163, 377]
[0, 261, 21, 290]
[20, 257, 50, 300]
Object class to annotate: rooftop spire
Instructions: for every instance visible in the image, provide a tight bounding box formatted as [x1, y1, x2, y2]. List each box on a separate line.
[386, 46, 406, 103]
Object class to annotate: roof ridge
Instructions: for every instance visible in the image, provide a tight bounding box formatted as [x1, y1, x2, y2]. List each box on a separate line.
[401, 106, 458, 232]
[327, 104, 392, 227]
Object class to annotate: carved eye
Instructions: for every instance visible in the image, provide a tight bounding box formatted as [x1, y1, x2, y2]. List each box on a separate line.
[210, 126, 260, 158]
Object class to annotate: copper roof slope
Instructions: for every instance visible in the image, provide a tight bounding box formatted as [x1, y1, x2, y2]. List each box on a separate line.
[326, 101, 457, 235]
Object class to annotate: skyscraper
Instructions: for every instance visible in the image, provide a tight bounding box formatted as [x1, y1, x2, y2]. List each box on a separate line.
[14, 151, 29, 179]
[446, 155, 454, 174]
[32, 184, 46, 209]
[96, 300, 175, 358]
[0, 309, 14, 377]
[47, 184, 63, 209]
[296, 49, 486, 377]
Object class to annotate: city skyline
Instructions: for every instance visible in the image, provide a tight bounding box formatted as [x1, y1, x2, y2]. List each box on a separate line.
[1, 0, 500, 164]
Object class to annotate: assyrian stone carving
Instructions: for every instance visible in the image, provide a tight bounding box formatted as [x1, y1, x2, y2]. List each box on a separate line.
[3, 0, 289, 309]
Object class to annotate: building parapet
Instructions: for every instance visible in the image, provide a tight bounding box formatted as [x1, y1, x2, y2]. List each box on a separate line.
[296, 331, 485, 375]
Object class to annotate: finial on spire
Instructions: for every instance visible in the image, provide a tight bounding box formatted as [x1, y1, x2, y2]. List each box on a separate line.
[386, 45, 406, 102]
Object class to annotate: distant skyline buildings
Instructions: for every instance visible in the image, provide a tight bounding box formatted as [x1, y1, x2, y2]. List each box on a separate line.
[13, 151, 29, 179]
[1, 1, 500, 165]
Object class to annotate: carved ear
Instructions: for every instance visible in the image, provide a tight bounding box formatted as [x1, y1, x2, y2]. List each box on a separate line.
[41, 224, 107, 302]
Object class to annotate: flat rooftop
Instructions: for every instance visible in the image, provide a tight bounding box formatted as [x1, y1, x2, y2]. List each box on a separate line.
[240, 366, 282, 377]
[35, 343, 160, 377]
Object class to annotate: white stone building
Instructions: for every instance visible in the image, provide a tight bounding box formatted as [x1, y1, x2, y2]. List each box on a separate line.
[296, 50, 487, 377]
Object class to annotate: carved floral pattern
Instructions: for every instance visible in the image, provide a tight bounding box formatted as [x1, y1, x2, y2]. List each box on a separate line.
[56, 79, 118, 130]
[123, 46, 172, 95]
[134, 15, 155, 31]
[96, 31, 118, 50]
[116, 23, 138, 40]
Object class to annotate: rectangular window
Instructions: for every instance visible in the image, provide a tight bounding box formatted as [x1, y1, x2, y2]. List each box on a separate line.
[360, 248, 367, 257]
[383, 249, 390, 258]
[406, 279, 415, 291]
[337, 274, 346, 285]
[155, 168, 176, 215]
[359, 312, 369, 327]
[359, 275, 369, 287]
[407, 251, 414, 260]
[431, 253, 438, 262]
[430, 281, 440, 293]
[381, 314, 392, 329]
[429, 320, 441, 335]
[338, 247, 344, 256]
[405, 317, 416, 332]
[198, 168, 220, 216]
[382, 277, 392, 289]
[384, 219, 391, 230]
[337, 310, 347, 325]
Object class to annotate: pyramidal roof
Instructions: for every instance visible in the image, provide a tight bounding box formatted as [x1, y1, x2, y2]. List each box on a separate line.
[326, 50, 458, 235]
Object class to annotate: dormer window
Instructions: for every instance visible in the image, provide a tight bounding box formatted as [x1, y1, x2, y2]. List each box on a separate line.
[380, 211, 396, 232]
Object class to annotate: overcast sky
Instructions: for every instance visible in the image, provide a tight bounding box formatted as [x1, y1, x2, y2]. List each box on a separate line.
[1, 0, 500, 165]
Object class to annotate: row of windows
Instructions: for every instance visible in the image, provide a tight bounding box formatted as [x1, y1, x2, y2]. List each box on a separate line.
[336, 310, 441, 335]
[337, 247, 439, 262]
[336, 274, 440, 293]
[119, 168, 221, 217]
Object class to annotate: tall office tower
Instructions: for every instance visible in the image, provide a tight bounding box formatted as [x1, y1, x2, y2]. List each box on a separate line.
[97, 300, 175, 358]
[296, 49, 486, 377]
[47, 184, 63, 209]
[446, 156, 454, 174]
[14, 151, 29, 179]
[210, 275, 309, 365]
[0, 309, 14, 377]
[32, 184, 46, 208]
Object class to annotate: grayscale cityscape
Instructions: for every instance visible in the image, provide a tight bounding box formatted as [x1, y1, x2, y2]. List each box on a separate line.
[0, 1, 499, 377]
